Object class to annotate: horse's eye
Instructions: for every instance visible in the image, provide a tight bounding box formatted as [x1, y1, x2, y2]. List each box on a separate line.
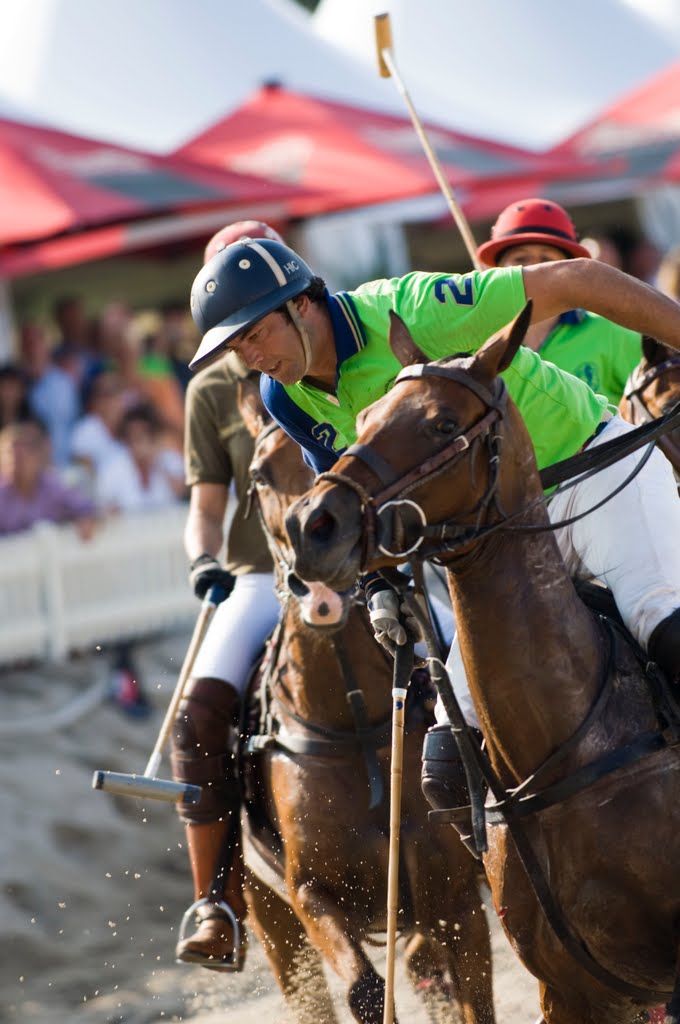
[435, 418, 458, 435]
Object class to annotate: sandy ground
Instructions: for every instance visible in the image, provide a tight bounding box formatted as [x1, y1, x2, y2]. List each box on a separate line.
[0, 629, 541, 1024]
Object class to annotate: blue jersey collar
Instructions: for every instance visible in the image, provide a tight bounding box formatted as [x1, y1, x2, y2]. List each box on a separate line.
[325, 291, 367, 370]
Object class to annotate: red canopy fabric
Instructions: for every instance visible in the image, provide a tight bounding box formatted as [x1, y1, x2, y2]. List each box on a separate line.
[174, 83, 583, 219]
[0, 116, 312, 248]
[0, 205, 293, 280]
[544, 60, 680, 195]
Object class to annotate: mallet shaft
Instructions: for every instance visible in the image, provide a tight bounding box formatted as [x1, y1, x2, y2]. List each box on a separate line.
[373, 12, 482, 270]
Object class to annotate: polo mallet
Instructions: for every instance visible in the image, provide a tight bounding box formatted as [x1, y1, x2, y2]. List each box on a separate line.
[374, 12, 483, 271]
[92, 584, 225, 804]
[383, 639, 414, 1024]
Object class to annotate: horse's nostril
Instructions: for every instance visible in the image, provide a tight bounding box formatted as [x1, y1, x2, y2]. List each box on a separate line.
[307, 508, 336, 543]
[287, 572, 309, 598]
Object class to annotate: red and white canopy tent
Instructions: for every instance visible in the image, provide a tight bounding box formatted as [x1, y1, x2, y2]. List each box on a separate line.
[0, 116, 317, 277]
[173, 83, 593, 222]
[538, 60, 680, 202]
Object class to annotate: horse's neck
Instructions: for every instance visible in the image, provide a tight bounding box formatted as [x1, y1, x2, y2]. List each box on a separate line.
[448, 526, 601, 785]
[277, 604, 391, 731]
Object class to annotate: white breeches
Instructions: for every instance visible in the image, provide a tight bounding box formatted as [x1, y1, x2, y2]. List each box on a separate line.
[191, 572, 280, 694]
[436, 414, 680, 728]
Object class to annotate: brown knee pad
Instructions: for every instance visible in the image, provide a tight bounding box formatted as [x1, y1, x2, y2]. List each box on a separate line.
[170, 677, 241, 824]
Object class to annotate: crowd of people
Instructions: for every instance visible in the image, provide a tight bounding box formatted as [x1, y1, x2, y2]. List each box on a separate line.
[0, 296, 194, 537]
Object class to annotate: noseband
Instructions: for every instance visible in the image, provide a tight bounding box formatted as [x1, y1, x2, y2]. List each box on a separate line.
[316, 361, 508, 569]
[623, 356, 680, 477]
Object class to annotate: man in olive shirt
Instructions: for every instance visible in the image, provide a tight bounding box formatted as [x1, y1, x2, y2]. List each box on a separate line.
[171, 222, 283, 971]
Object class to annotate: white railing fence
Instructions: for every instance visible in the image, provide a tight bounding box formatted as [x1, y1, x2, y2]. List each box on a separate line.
[0, 507, 196, 664]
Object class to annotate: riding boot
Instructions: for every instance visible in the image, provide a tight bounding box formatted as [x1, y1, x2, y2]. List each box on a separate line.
[170, 677, 247, 970]
[648, 607, 680, 686]
[421, 723, 483, 859]
[175, 819, 248, 970]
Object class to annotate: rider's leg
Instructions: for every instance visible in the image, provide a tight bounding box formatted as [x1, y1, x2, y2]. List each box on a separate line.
[648, 607, 680, 684]
[171, 573, 279, 968]
[422, 635, 485, 853]
[547, 413, 680, 674]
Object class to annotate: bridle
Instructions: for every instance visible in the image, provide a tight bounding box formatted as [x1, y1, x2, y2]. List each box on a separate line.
[316, 360, 509, 568]
[246, 420, 311, 604]
[623, 355, 680, 478]
[314, 356, 660, 571]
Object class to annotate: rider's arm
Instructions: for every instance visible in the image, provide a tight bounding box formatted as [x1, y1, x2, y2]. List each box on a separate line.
[523, 259, 680, 351]
[184, 481, 228, 563]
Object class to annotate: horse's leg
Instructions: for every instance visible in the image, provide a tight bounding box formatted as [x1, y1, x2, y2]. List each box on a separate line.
[539, 981, 644, 1024]
[659, 950, 680, 1023]
[406, 850, 494, 1023]
[291, 882, 393, 1024]
[403, 932, 459, 1024]
[244, 873, 340, 1024]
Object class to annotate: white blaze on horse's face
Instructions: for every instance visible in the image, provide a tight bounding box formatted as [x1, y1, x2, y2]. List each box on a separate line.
[297, 581, 347, 629]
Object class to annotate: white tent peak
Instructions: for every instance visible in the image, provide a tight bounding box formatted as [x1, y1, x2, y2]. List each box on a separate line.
[0, 0, 459, 154]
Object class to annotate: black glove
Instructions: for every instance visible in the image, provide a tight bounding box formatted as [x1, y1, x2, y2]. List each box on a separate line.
[189, 554, 235, 601]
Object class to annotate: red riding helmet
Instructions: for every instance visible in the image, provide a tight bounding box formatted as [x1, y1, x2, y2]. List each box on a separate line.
[203, 220, 284, 265]
[476, 198, 592, 267]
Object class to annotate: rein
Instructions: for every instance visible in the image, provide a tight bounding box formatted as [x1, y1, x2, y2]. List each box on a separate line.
[623, 355, 680, 476]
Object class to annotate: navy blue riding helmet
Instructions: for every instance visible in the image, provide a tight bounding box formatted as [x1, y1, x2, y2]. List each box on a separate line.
[189, 238, 315, 372]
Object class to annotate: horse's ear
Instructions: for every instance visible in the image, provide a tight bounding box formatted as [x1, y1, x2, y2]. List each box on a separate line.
[642, 335, 662, 363]
[389, 310, 428, 367]
[473, 301, 533, 379]
[237, 375, 269, 439]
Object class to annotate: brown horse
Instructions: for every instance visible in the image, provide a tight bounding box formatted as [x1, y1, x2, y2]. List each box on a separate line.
[235, 378, 495, 1024]
[620, 335, 680, 481]
[284, 308, 680, 1024]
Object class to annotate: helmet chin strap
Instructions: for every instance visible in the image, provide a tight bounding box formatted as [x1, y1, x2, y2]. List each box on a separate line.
[286, 299, 313, 380]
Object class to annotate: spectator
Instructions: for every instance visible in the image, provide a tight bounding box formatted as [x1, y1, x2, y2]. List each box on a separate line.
[69, 367, 127, 484]
[18, 321, 80, 468]
[96, 403, 186, 514]
[0, 416, 96, 538]
[156, 300, 194, 394]
[52, 294, 98, 386]
[93, 301, 185, 453]
[0, 363, 30, 428]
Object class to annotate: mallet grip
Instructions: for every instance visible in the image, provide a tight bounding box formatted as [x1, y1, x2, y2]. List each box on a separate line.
[92, 770, 201, 805]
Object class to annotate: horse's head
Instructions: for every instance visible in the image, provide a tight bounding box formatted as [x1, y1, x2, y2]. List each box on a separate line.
[286, 303, 537, 591]
[237, 375, 351, 630]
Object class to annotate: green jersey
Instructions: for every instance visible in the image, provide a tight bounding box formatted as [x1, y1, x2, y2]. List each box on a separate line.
[537, 310, 641, 406]
[260, 267, 608, 475]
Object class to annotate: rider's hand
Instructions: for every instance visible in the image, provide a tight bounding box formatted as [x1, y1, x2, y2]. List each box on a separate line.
[368, 588, 408, 650]
[189, 554, 235, 601]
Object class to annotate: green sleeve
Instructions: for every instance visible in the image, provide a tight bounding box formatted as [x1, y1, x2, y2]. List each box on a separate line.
[391, 266, 527, 360]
